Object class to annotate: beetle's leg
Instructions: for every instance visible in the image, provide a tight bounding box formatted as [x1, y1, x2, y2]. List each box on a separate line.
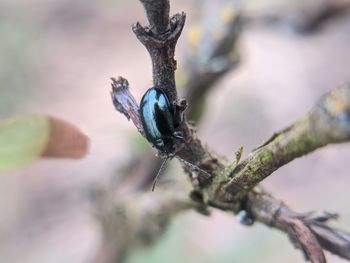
[155, 138, 165, 147]
[167, 152, 175, 158]
[173, 131, 185, 142]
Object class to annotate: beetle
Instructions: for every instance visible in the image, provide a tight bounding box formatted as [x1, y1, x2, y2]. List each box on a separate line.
[139, 87, 211, 191]
[140, 87, 184, 155]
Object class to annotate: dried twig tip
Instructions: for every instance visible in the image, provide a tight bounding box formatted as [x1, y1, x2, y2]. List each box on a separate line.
[111, 76, 129, 92]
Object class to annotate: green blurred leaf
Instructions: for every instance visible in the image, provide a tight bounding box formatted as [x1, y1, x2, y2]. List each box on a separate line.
[0, 115, 50, 171]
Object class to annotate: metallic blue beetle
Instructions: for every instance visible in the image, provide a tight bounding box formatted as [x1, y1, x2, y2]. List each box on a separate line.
[139, 87, 183, 154]
[139, 87, 211, 191]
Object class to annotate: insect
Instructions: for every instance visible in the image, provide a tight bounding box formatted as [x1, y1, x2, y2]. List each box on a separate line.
[139, 87, 211, 191]
[140, 87, 183, 155]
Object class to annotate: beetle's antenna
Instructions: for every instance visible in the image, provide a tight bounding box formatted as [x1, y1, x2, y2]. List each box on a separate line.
[172, 134, 212, 179]
[175, 156, 212, 179]
[152, 157, 169, 191]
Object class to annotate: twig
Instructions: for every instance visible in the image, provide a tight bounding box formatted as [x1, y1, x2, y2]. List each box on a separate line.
[110, 77, 143, 134]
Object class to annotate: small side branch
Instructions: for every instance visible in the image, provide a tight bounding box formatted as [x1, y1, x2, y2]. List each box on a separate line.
[282, 217, 326, 263]
[110, 77, 144, 134]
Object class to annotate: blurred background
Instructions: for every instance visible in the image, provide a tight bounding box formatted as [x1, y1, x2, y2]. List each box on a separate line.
[1, 0, 350, 262]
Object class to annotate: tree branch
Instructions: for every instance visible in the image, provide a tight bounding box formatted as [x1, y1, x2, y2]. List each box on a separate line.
[110, 76, 350, 261]
[108, 0, 350, 261]
[224, 84, 350, 200]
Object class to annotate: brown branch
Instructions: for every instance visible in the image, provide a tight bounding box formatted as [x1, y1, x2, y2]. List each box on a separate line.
[309, 223, 350, 259]
[284, 218, 326, 263]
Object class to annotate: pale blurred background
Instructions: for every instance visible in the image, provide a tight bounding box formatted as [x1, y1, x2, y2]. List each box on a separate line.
[1, 0, 350, 262]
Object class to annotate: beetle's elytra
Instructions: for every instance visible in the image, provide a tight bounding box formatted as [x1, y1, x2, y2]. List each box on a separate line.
[140, 87, 182, 154]
[139, 87, 211, 191]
